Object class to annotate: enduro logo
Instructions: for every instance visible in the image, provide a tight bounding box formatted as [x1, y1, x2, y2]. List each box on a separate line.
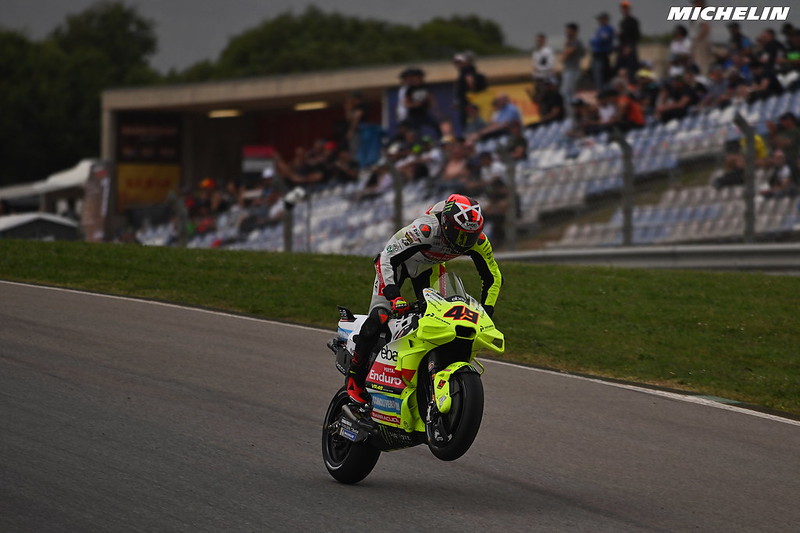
[667, 6, 790, 21]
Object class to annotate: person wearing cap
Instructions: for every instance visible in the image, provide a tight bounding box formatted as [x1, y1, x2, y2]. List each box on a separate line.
[618, 1, 640, 54]
[633, 68, 660, 115]
[561, 22, 586, 117]
[590, 12, 616, 91]
[453, 51, 481, 133]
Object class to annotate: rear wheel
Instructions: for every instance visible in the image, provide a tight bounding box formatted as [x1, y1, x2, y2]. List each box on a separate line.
[426, 370, 484, 461]
[322, 388, 381, 484]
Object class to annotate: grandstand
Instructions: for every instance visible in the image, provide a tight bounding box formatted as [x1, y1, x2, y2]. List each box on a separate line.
[136, 86, 800, 254]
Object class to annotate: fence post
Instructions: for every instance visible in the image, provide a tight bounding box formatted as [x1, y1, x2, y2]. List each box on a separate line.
[390, 164, 404, 232]
[733, 112, 756, 243]
[497, 147, 518, 252]
[611, 129, 635, 246]
[280, 174, 293, 252]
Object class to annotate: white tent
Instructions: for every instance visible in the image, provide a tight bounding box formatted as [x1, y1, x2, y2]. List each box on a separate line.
[0, 158, 99, 201]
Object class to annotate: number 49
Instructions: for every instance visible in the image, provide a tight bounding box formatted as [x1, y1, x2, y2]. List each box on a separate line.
[443, 305, 479, 324]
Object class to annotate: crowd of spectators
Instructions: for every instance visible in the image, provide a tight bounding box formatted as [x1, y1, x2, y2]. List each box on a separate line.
[176, 2, 800, 246]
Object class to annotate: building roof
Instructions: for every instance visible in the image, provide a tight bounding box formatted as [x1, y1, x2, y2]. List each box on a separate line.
[102, 54, 532, 113]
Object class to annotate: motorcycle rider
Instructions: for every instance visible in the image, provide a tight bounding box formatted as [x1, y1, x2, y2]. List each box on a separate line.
[347, 193, 503, 405]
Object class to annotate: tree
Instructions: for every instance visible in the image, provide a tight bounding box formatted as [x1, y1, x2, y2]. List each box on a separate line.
[0, 2, 159, 185]
[174, 7, 519, 81]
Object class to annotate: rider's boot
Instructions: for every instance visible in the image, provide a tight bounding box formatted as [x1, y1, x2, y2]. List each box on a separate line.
[346, 352, 370, 406]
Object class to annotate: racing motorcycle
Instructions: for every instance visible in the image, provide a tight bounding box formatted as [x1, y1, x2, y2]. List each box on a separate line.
[322, 272, 505, 484]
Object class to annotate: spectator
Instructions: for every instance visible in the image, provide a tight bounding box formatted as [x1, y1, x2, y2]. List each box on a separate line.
[697, 65, 730, 110]
[759, 149, 797, 198]
[472, 93, 522, 141]
[748, 60, 784, 102]
[614, 44, 640, 84]
[566, 97, 599, 140]
[727, 23, 753, 55]
[481, 173, 511, 248]
[462, 102, 487, 137]
[590, 12, 616, 91]
[419, 136, 444, 178]
[609, 80, 645, 132]
[329, 149, 360, 183]
[618, 1, 641, 55]
[683, 66, 708, 102]
[654, 75, 698, 124]
[777, 29, 800, 89]
[561, 22, 586, 117]
[505, 120, 529, 161]
[633, 68, 660, 116]
[689, 0, 713, 74]
[756, 29, 787, 72]
[453, 51, 480, 132]
[531, 33, 556, 93]
[529, 76, 564, 129]
[344, 90, 367, 159]
[402, 68, 441, 138]
[438, 138, 472, 193]
[477, 150, 507, 187]
[396, 67, 414, 125]
[670, 25, 692, 64]
[767, 112, 800, 179]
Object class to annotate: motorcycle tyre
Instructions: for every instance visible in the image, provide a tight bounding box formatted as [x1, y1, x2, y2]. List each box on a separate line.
[426, 370, 484, 461]
[322, 388, 381, 484]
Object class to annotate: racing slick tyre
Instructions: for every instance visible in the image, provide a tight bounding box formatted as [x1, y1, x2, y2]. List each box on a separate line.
[426, 370, 484, 461]
[322, 388, 381, 484]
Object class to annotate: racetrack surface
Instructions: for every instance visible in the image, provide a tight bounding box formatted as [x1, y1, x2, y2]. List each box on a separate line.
[2, 281, 799, 532]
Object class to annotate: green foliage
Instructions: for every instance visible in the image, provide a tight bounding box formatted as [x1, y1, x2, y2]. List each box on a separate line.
[0, 1, 159, 185]
[179, 6, 518, 80]
[2, 2, 517, 183]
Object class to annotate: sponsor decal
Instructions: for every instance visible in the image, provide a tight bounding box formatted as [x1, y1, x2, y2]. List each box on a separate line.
[437, 379, 446, 389]
[371, 392, 402, 414]
[371, 410, 402, 426]
[378, 346, 399, 362]
[339, 427, 358, 441]
[386, 243, 401, 254]
[419, 224, 432, 238]
[367, 362, 405, 388]
[667, 6, 790, 21]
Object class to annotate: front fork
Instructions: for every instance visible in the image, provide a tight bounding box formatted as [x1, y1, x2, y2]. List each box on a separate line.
[425, 358, 480, 443]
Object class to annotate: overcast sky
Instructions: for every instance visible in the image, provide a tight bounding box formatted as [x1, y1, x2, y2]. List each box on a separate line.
[3, 0, 794, 72]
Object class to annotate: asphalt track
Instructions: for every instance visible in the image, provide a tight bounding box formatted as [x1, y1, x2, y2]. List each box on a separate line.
[2, 281, 799, 533]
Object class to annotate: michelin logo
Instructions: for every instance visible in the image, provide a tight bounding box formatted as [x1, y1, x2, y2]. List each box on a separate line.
[668, 6, 789, 21]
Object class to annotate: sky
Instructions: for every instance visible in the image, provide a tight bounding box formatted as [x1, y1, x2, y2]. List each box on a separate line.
[3, 0, 794, 73]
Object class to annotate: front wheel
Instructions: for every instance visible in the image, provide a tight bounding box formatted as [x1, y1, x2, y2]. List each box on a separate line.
[322, 388, 381, 484]
[427, 370, 484, 461]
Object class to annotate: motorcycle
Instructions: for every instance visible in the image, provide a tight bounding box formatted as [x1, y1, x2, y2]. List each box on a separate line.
[322, 271, 505, 484]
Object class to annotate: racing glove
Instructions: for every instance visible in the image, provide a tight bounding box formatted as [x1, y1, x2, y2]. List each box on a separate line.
[390, 296, 410, 315]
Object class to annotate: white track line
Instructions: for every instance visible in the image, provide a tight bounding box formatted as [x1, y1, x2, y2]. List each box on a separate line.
[4, 280, 799, 428]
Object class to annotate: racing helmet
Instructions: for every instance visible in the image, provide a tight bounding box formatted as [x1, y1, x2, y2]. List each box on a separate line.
[440, 194, 485, 251]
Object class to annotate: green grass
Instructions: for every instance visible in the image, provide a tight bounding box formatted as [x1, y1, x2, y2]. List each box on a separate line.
[2, 240, 799, 415]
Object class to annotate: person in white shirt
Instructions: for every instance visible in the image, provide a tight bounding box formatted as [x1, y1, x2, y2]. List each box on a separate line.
[532, 33, 555, 83]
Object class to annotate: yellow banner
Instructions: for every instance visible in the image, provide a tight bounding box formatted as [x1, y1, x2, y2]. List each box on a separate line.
[116, 163, 180, 211]
[468, 83, 541, 126]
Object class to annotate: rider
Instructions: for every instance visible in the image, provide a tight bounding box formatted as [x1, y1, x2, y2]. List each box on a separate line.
[347, 193, 503, 405]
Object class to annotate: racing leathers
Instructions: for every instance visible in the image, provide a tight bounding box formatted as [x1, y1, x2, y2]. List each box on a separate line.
[346, 200, 502, 405]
